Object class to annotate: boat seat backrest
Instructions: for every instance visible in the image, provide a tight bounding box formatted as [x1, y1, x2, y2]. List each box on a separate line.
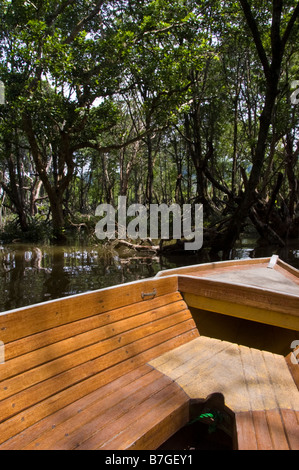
[0, 276, 198, 444]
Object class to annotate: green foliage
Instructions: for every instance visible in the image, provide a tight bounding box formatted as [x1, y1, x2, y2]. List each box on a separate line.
[0, 216, 51, 243]
[0, 0, 298, 245]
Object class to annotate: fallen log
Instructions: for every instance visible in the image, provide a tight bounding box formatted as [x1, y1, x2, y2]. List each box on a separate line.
[113, 239, 160, 252]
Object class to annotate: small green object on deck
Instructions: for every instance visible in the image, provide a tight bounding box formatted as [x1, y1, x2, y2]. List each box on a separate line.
[188, 411, 224, 434]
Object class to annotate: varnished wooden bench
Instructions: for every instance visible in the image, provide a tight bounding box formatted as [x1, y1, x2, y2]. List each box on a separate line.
[0, 276, 198, 450]
[1, 272, 298, 450]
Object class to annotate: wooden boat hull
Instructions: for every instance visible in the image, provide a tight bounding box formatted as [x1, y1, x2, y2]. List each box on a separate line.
[0, 256, 298, 450]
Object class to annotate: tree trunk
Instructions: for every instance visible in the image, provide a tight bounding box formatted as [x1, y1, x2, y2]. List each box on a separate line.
[214, 84, 279, 254]
[285, 134, 299, 219]
[184, 112, 207, 205]
[211, 0, 299, 255]
[2, 141, 29, 232]
[101, 153, 114, 204]
[22, 113, 74, 240]
[146, 135, 154, 205]
[49, 193, 65, 237]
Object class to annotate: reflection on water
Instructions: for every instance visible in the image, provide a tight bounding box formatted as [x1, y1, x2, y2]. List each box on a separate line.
[0, 242, 298, 313]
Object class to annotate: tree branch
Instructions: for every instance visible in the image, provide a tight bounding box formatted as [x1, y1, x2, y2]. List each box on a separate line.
[46, 0, 77, 27]
[204, 167, 232, 197]
[64, 0, 105, 44]
[71, 128, 149, 154]
[133, 22, 182, 43]
[238, 0, 271, 80]
[281, 2, 299, 49]
[271, 0, 283, 63]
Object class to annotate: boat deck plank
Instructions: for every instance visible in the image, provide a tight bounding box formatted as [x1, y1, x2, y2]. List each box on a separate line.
[200, 266, 299, 296]
[149, 336, 299, 450]
[281, 409, 299, 450]
[150, 336, 299, 412]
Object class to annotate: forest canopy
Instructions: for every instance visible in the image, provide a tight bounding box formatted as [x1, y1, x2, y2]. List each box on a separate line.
[0, 0, 298, 256]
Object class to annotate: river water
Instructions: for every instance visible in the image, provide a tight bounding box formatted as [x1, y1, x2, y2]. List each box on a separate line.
[0, 240, 298, 313]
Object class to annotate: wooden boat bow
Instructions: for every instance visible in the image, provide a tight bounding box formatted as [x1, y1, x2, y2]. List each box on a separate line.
[0, 256, 298, 450]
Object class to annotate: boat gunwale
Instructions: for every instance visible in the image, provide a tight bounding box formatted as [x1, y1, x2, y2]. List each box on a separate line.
[156, 256, 299, 279]
[176, 273, 299, 300]
[0, 274, 180, 318]
[1, 272, 298, 322]
[155, 257, 274, 278]
[276, 257, 299, 278]
[0, 258, 298, 320]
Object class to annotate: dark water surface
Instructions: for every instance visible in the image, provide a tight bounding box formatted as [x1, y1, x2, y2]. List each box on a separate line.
[0, 240, 298, 313]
